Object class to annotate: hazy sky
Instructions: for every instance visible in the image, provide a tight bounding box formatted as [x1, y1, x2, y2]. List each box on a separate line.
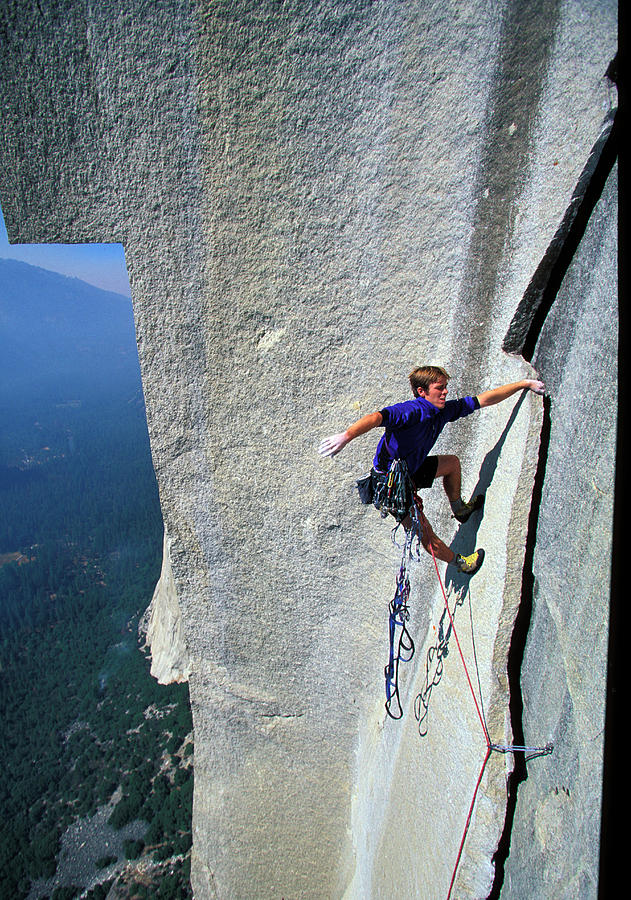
[0, 204, 131, 297]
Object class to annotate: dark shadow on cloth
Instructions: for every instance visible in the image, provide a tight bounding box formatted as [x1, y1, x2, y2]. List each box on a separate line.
[444, 392, 527, 596]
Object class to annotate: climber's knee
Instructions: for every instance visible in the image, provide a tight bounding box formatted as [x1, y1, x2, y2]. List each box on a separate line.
[435, 454, 461, 478]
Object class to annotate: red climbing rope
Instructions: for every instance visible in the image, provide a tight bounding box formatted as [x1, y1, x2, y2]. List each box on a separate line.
[411, 494, 551, 898]
[413, 494, 492, 898]
[447, 747, 492, 900]
[415, 496, 490, 746]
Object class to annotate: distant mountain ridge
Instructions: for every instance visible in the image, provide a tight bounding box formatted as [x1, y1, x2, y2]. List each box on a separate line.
[0, 258, 139, 402]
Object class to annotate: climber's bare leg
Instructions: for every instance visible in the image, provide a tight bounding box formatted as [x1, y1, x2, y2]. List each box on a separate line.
[401, 512, 455, 564]
[434, 454, 462, 503]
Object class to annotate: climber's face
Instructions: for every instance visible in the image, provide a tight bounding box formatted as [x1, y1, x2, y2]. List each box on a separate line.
[419, 379, 448, 409]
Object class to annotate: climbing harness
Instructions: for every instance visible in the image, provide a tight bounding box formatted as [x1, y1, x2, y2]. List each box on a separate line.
[381, 492, 553, 898]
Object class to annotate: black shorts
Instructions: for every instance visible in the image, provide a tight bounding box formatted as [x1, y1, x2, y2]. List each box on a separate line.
[412, 455, 439, 489]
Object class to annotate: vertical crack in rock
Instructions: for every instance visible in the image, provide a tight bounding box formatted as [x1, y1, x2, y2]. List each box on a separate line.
[489, 60, 618, 900]
[454, 0, 562, 373]
[488, 395, 551, 898]
[503, 108, 619, 356]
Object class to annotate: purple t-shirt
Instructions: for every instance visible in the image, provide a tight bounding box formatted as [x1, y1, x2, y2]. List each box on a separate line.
[373, 395, 480, 482]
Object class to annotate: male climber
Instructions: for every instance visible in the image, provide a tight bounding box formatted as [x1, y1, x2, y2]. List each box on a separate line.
[319, 365, 545, 575]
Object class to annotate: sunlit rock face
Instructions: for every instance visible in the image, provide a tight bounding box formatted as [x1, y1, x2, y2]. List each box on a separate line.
[141, 531, 191, 686]
[0, 2, 617, 898]
[502, 162, 617, 900]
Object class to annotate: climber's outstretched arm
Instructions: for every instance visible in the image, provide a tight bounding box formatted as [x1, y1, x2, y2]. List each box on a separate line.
[319, 410, 383, 458]
[477, 378, 545, 408]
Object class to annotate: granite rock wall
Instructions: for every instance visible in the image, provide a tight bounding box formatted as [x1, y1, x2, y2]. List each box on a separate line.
[502, 160, 618, 900]
[0, 1, 617, 897]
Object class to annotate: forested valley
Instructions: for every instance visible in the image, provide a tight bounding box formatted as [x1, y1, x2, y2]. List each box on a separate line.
[0, 260, 193, 899]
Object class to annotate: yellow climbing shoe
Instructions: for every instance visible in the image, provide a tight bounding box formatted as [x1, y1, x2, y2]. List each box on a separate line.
[455, 549, 485, 575]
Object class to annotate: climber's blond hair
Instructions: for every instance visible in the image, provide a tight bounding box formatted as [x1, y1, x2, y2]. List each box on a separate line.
[409, 365, 450, 397]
